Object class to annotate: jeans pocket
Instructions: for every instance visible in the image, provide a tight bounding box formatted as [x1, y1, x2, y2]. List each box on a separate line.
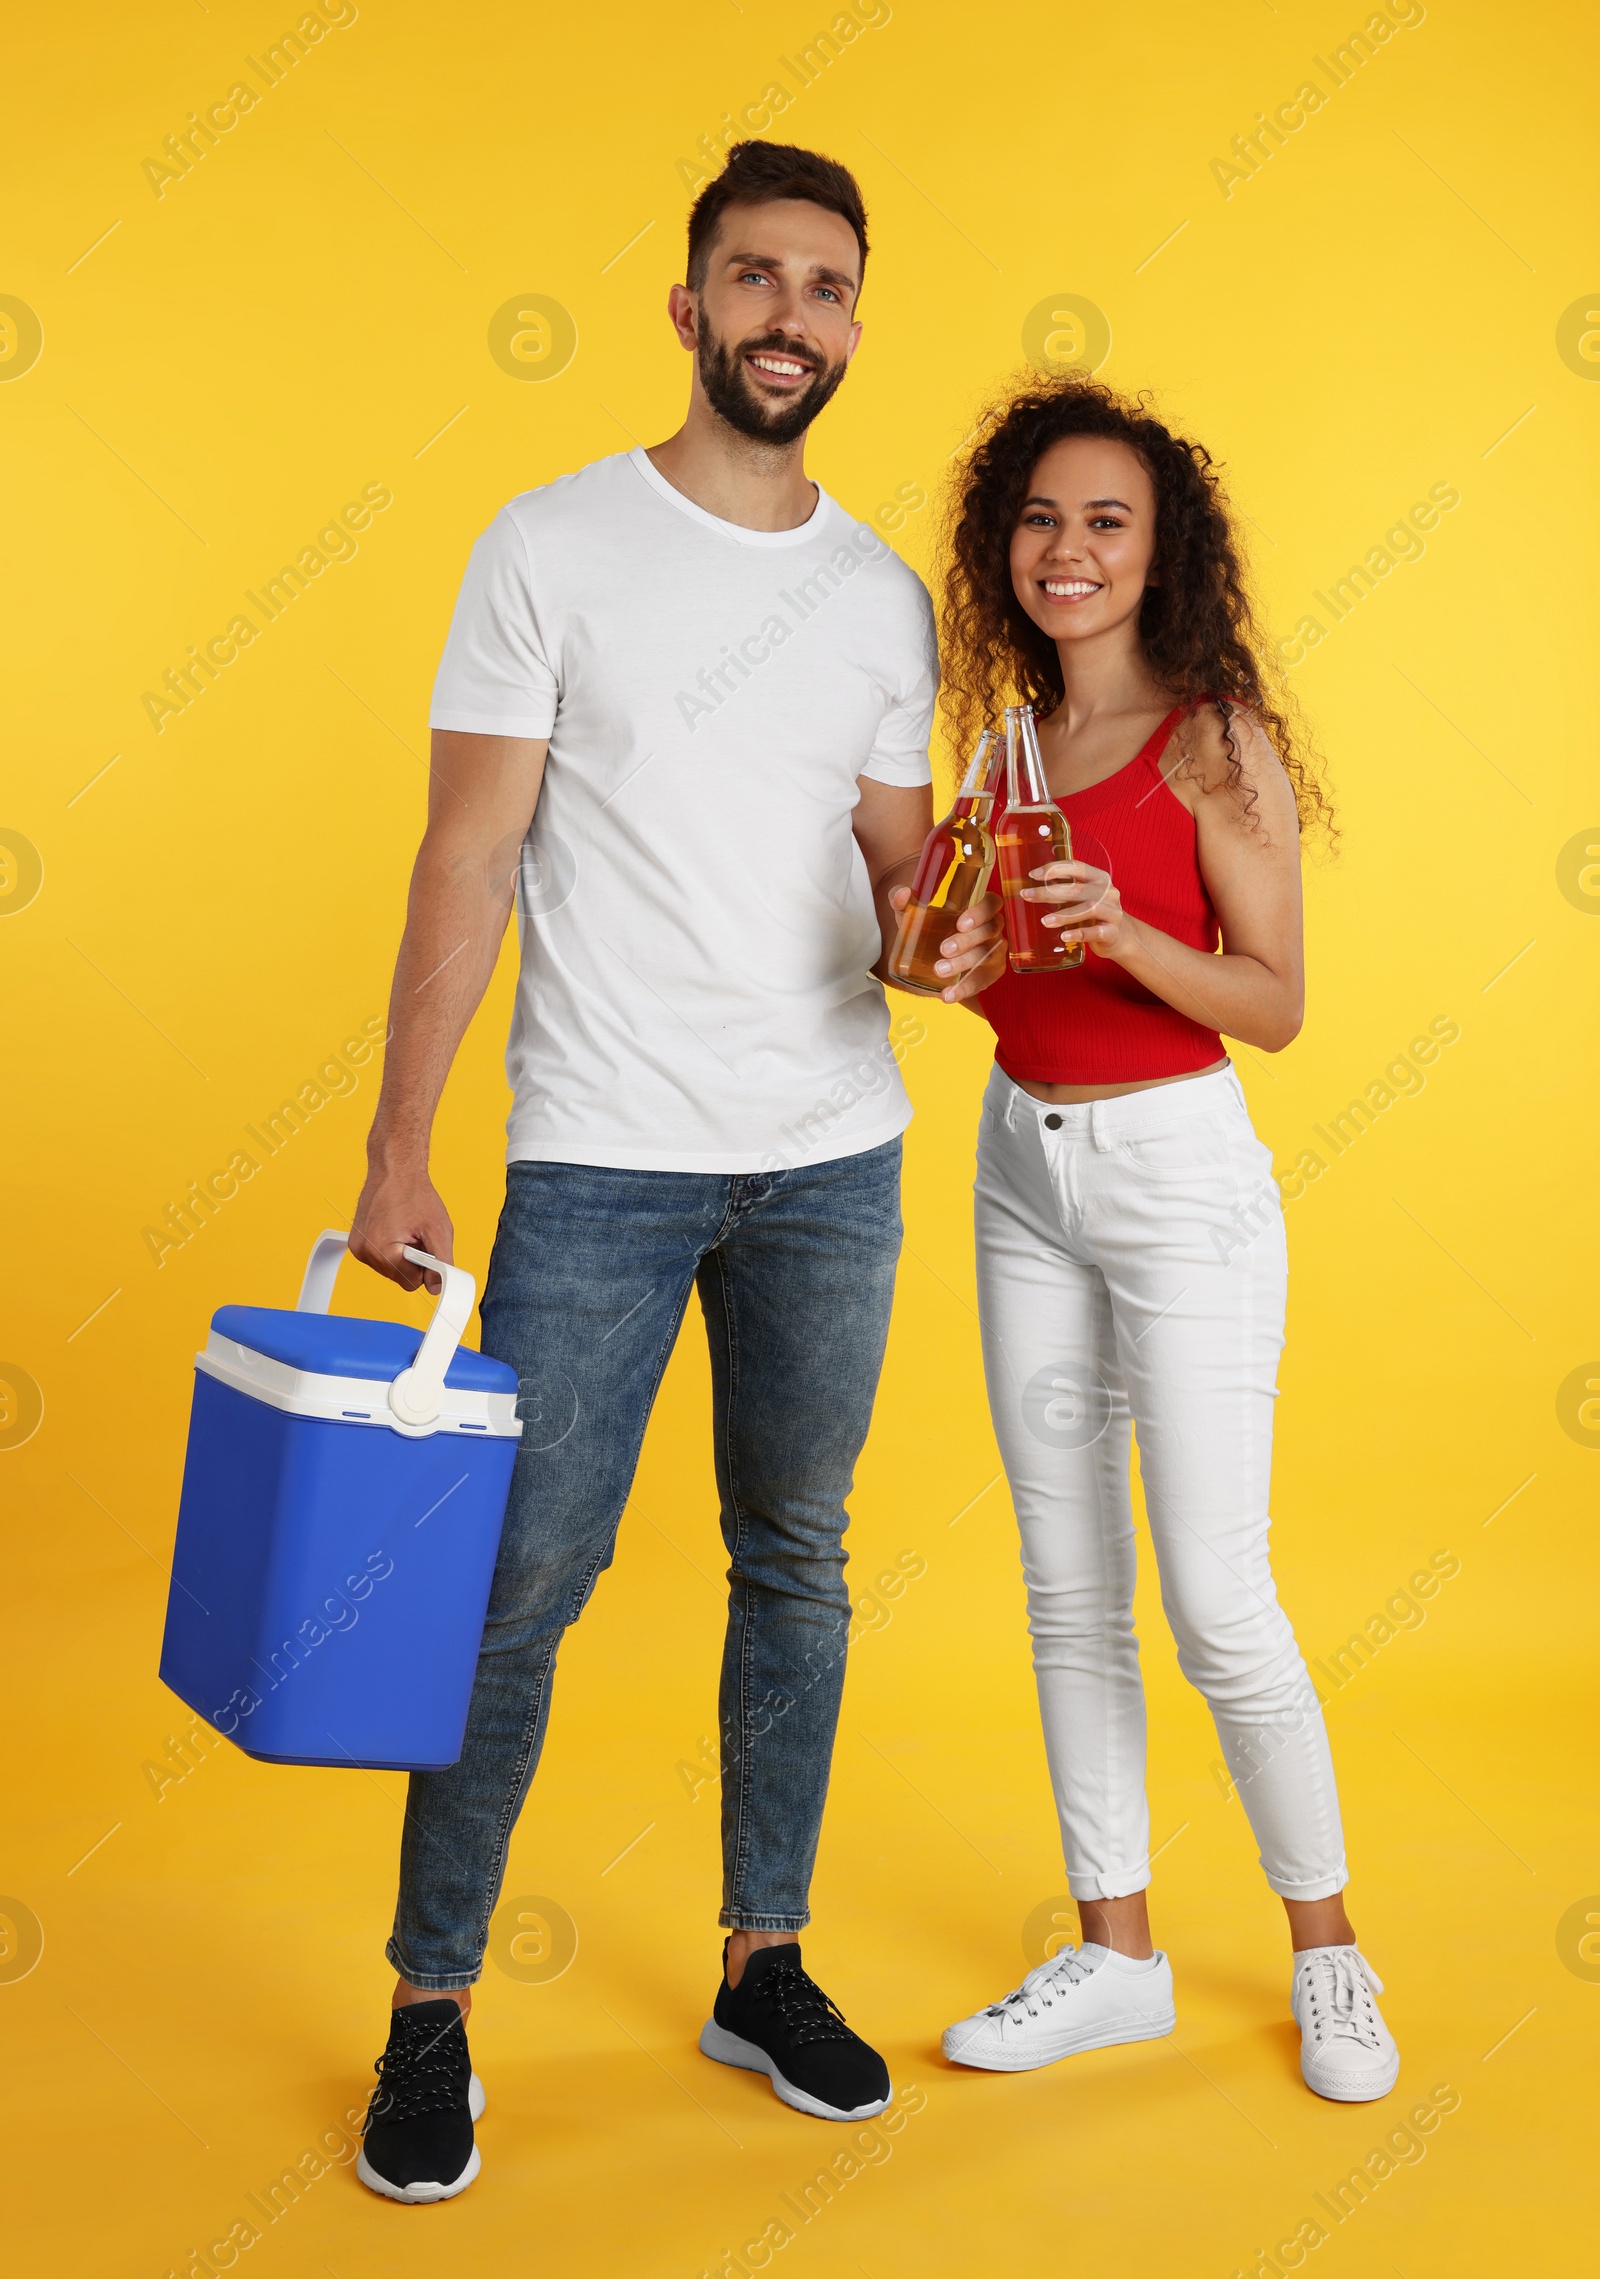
[1113, 1112, 1235, 1183]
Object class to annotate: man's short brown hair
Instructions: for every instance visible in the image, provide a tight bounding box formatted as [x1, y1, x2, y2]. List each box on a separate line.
[686, 142, 869, 298]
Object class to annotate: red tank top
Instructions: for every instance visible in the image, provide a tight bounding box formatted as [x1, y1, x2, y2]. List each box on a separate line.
[980, 705, 1224, 1086]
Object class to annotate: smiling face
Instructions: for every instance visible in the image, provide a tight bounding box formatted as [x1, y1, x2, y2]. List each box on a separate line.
[677, 197, 863, 446]
[1009, 435, 1160, 652]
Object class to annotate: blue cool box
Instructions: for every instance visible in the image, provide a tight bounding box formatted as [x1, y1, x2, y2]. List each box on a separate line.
[159, 1232, 521, 1771]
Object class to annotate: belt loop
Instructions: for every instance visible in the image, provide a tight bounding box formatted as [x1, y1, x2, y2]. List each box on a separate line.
[1089, 1099, 1109, 1152]
[1003, 1078, 1019, 1133]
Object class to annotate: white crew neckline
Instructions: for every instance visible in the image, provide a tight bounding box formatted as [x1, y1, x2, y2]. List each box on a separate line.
[628, 445, 833, 549]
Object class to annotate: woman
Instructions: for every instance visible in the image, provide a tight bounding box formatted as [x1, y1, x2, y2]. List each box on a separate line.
[919, 374, 1398, 2101]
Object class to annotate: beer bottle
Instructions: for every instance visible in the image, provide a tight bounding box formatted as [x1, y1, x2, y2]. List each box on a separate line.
[887, 729, 999, 995]
[996, 703, 1083, 975]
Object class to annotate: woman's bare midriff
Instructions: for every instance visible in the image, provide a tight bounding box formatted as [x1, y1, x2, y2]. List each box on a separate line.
[1015, 1055, 1230, 1106]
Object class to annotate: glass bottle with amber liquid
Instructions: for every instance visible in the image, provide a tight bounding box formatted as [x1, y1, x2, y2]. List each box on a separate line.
[996, 703, 1083, 975]
[887, 729, 999, 994]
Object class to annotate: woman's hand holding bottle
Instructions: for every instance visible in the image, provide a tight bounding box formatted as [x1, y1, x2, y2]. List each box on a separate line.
[1022, 859, 1129, 960]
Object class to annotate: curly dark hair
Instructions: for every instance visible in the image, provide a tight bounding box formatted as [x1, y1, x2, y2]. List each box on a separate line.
[939, 371, 1332, 835]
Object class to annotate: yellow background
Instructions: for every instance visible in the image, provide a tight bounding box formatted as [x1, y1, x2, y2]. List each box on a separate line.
[3, 0, 1596, 2272]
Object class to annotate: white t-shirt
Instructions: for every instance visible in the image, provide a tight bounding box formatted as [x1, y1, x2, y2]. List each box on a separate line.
[429, 447, 936, 1173]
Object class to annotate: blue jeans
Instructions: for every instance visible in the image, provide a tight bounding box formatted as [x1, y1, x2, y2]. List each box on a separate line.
[386, 1141, 903, 1988]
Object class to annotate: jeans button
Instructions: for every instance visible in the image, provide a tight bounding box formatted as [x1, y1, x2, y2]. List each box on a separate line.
[1043, 1113, 1063, 1130]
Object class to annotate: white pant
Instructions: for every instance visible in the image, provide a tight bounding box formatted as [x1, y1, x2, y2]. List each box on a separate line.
[974, 1062, 1347, 1902]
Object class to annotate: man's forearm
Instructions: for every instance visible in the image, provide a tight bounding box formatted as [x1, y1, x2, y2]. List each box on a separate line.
[366, 843, 515, 1167]
[349, 730, 546, 1288]
[869, 848, 921, 984]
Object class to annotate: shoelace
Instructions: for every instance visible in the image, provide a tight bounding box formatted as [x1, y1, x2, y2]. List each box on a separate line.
[751, 1959, 855, 2047]
[988, 1944, 1100, 2023]
[1298, 1947, 1384, 2050]
[365, 2010, 469, 2128]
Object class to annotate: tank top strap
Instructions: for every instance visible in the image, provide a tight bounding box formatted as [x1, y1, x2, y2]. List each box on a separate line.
[1134, 703, 1192, 792]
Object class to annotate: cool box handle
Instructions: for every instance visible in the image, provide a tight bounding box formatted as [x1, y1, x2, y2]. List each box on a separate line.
[296, 1228, 352, 1317]
[389, 1246, 477, 1428]
[294, 1228, 478, 1432]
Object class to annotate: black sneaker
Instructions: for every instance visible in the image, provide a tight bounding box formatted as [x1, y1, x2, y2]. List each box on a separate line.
[356, 1999, 485, 2203]
[698, 1942, 891, 2120]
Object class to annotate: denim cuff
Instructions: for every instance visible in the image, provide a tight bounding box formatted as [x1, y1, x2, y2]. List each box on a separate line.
[384, 1936, 481, 1993]
[1065, 1869, 1152, 1902]
[1262, 1868, 1348, 1902]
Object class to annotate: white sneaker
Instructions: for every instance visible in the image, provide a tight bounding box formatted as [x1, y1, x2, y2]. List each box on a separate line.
[1291, 1945, 1400, 2101]
[942, 1942, 1176, 2072]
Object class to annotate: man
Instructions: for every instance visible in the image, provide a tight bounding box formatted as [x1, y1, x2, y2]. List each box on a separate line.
[348, 139, 1001, 2203]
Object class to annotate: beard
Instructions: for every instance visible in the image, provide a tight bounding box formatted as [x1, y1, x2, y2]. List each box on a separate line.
[696, 323, 848, 446]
